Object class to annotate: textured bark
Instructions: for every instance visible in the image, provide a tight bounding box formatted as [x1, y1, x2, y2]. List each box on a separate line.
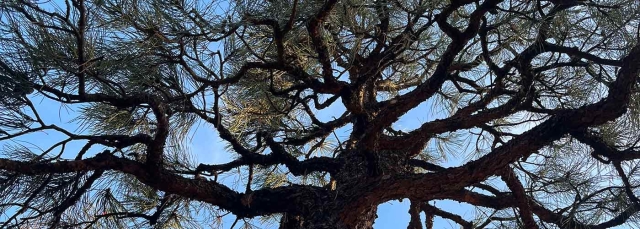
[277, 204, 377, 229]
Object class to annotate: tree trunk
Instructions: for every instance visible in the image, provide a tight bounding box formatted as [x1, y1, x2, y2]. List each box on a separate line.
[278, 207, 377, 229]
[280, 150, 388, 229]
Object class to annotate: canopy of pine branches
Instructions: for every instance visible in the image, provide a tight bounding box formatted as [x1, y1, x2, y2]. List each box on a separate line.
[1, 0, 640, 228]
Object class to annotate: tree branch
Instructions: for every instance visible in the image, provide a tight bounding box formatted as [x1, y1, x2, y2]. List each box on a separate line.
[0, 151, 329, 218]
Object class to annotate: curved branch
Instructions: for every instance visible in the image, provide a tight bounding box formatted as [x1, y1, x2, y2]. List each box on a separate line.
[0, 151, 329, 218]
[306, 0, 341, 87]
[196, 154, 341, 177]
[420, 203, 472, 229]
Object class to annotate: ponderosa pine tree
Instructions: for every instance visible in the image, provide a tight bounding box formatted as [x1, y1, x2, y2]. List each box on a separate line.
[1, 0, 640, 228]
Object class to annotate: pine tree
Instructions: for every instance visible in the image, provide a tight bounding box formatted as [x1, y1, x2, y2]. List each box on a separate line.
[1, 0, 640, 228]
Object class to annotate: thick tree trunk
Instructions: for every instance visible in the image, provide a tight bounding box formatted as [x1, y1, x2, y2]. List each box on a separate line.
[277, 148, 410, 229]
[278, 207, 377, 229]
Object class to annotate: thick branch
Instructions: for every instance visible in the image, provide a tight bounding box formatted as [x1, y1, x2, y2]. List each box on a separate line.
[571, 130, 640, 163]
[359, 0, 505, 147]
[341, 42, 640, 224]
[0, 151, 328, 218]
[407, 200, 423, 229]
[197, 154, 341, 177]
[306, 0, 340, 87]
[420, 204, 472, 229]
[499, 168, 539, 229]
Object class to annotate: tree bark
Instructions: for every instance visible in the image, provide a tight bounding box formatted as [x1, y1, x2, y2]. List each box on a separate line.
[278, 207, 377, 229]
